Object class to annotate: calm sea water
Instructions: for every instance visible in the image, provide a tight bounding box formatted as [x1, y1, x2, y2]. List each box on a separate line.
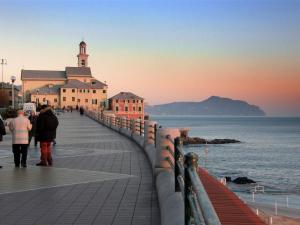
[152, 116, 300, 209]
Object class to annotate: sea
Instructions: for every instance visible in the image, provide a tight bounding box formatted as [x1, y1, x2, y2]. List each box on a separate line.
[152, 116, 300, 211]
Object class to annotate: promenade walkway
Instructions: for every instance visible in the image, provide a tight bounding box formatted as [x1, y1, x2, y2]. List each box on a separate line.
[0, 112, 160, 225]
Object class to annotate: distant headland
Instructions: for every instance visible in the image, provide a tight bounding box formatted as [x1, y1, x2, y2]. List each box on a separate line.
[145, 96, 266, 116]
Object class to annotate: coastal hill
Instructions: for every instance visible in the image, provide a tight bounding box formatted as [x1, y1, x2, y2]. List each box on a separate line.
[145, 96, 266, 116]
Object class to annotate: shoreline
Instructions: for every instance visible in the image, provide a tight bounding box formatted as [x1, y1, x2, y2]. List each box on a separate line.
[247, 201, 300, 225]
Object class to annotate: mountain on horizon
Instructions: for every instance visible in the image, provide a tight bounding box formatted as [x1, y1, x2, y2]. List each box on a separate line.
[145, 96, 266, 116]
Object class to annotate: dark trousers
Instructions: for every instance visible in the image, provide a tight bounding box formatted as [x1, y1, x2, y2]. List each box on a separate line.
[12, 144, 28, 166]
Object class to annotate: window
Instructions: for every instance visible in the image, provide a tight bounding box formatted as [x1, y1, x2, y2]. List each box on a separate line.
[116, 106, 119, 112]
[133, 107, 136, 111]
[139, 107, 142, 112]
[9, 91, 12, 96]
[72, 97, 75, 101]
[43, 98, 46, 102]
[93, 90, 96, 94]
[136, 100, 139, 103]
[85, 99, 88, 103]
[63, 97, 66, 101]
[72, 89, 75, 93]
[95, 99, 97, 104]
[63, 89, 66, 93]
[81, 60, 85, 66]
[54, 98, 57, 103]
[141, 100, 144, 103]
[125, 107, 128, 112]
[78, 99, 80, 102]
[87, 90, 90, 93]
[116, 100, 118, 103]
[103, 90, 106, 94]
[127, 100, 130, 103]
[133, 100, 135, 103]
[83, 89, 85, 93]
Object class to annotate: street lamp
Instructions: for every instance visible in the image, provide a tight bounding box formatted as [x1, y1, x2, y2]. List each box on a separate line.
[11, 75, 16, 109]
[1, 59, 7, 88]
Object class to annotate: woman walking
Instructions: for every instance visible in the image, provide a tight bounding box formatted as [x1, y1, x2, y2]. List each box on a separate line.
[9, 110, 32, 168]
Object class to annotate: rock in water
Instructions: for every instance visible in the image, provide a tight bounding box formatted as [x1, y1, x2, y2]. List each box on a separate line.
[233, 177, 256, 184]
[225, 176, 232, 182]
[182, 137, 241, 145]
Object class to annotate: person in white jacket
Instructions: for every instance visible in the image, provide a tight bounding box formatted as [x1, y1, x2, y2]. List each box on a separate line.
[9, 110, 32, 168]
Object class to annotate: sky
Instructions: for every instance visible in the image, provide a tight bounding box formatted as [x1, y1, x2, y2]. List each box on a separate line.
[0, 0, 299, 116]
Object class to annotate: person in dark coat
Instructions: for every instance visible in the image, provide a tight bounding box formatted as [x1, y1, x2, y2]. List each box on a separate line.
[0, 116, 6, 169]
[28, 111, 38, 147]
[79, 107, 84, 115]
[36, 105, 59, 166]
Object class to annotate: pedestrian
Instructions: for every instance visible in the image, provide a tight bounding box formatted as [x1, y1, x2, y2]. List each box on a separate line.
[79, 107, 84, 115]
[36, 105, 59, 166]
[28, 111, 38, 147]
[0, 115, 7, 169]
[9, 110, 32, 168]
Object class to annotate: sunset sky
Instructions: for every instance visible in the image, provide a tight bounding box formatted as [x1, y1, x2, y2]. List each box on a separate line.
[0, 0, 299, 116]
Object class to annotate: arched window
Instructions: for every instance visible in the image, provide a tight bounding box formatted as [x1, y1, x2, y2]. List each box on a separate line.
[81, 60, 85, 66]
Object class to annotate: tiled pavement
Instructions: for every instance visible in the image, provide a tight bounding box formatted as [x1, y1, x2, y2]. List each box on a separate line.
[0, 112, 160, 225]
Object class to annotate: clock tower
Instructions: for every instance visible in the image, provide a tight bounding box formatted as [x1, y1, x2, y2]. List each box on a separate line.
[77, 41, 89, 67]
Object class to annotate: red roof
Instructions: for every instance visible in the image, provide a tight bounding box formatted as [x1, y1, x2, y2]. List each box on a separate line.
[198, 167, 266, 225]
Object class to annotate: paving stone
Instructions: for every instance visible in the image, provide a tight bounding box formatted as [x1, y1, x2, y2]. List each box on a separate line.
[0, 113, 160, 225]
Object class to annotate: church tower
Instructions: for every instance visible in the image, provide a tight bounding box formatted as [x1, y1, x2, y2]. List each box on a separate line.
[77, 41, 89, 67]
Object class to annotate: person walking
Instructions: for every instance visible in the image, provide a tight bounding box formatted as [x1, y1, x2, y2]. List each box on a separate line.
[28, 111, 38, 147]
[36, 105, 58, 166]
[79, 107, 84, 115]
[0, 115, 7, 169]
[9, 110, 32, 168]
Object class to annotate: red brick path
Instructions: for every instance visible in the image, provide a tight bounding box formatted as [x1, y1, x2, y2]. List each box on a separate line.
[198, 168, 266, 225]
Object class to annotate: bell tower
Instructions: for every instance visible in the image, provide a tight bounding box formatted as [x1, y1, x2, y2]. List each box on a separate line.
[77, 41, 89, 67]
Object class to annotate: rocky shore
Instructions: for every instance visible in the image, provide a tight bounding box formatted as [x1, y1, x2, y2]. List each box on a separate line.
[180, 128, 241, 145]
[182, 136, 241, 145]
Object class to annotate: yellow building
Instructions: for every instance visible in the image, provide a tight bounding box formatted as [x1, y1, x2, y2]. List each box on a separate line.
[21, 41, 108, 110]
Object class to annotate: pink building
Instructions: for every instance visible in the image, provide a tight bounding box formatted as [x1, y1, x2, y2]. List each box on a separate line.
[109, 92, 144, 119]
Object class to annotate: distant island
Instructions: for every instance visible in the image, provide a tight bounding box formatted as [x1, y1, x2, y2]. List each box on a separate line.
[145, 96, 266, 116]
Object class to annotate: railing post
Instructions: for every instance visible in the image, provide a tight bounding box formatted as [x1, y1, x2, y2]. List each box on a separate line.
[121, 117, 126, 128]
[154, 128, 180, 173]
[185, 152, 199, 225]
[174, 137, 182, 192]
[139, 120, 142, 136]
[154, 124, 157, 148]
[144, 120, 157, 146]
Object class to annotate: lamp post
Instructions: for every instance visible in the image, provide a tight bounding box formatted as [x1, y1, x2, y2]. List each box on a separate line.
[11, 75, 16, 109]
[1, 59, 7, 88]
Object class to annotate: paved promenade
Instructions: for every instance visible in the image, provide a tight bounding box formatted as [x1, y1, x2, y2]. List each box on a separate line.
[0, 112, 160, 225]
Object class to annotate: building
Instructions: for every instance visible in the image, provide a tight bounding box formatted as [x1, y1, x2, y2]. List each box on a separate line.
[0, 82, 21, 108]
[21, 41, 108, 110]
[108, 92, 144, 119]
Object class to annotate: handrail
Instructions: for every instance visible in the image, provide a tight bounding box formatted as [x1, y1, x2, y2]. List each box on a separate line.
[187, 164, 221, 225]
[174, 137, 221, 225]
[85, 110, 221, 225]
